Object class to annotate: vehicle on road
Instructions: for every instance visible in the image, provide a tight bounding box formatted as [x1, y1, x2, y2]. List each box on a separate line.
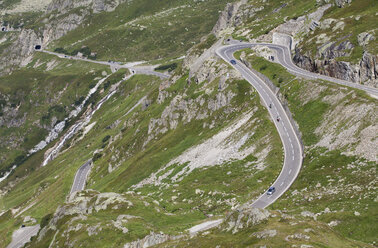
[34, 45, 41, 50]
[277, 117, 280, 122]
[230, 59, 237, 65]
[267, 186, 276, 195]
[21, 224, 25, 228]
[269, 103, 272, 108]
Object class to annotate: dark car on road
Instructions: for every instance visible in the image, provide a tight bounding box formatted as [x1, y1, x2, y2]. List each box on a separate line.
[267, 186, 276, 195]
[230, 59, 237, 65]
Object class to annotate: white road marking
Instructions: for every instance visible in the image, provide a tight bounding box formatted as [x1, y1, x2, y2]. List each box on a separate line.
[280, 182, 284, 186]
[217, 43, 307, 209]
[289, 169, 292, 174]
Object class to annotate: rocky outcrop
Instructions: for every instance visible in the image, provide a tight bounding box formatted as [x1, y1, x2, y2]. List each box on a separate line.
[293, 48, 377, 87]
[252, 229, 277, 239]
[211, 0, 247, 37]
[46, 0, 122, 15]
[357, 32, 375, 46]
[37, 190, 134, 242]
[123, 232, 183, 248]
[335, 0, 352, 8]
[225, 205, 270, 234]
[0, 0, 124, 73]
[42, 13, 86, 45]
[0, 29, 41, 74]
[0, 17, 81, 73]
[270, 4, 331, 48]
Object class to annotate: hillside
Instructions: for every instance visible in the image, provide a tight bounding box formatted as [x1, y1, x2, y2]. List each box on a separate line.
[0, 0, 377, 247]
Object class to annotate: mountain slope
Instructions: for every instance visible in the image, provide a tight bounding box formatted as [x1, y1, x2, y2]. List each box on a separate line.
[0, 0, 377, 247]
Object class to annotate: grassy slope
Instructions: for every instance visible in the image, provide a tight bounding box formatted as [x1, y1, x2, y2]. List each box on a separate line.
[4, 65, 285, 247]
[233, 0, 318, 40]
[244, 53, 377, 244]
[1, 0, 376, 246]
[0, 0, 21, 11]
[160, 46, 377, 247]
[49, 0, 231, 62]
[0, 1, 235, 245]
[0, 69, 129, 247]
[161, 212, 370, 248]
[0, 52, 110, 174]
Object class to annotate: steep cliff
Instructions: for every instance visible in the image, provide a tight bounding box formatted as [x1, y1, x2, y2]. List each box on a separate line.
[293, 0, 377, 87]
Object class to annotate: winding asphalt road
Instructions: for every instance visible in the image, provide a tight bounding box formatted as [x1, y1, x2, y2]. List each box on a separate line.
[225, 42, 378, 97]
[39, 50, 170, 79]
[6, 225, 40, 248]
[70, 159, 92, 194]
[217, 45, 303, 209]
[217, 41, 378, 208]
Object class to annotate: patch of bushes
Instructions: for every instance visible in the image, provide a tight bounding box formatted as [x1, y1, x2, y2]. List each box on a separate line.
[259, 65, 267, 71]
[54, 46, 96, 60]
[93, 153, 103, 162]
[40, 213, 53, 229]
[41, 105, 66, 126]
[103, 81, 111, 90]
[74, 96, 85, 106]
[54, 47, 68, 54]
[155, 63, 177, 72]
[102, 135, 111, 143]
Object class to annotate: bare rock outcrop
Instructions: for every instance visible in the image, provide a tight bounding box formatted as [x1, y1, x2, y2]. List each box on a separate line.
[225, 205, 270, 234]
[293, 48, 377, 87]
[212, 0, 247, 37]
[0, 29, 41, 74]
[42, 13, 86, 45]
[0, 0, 123, 73]
[271, 4, 331, 48]
[123, 232, 183, 248]
[46, 0, 122, 14]
[335, 0, 352, 8]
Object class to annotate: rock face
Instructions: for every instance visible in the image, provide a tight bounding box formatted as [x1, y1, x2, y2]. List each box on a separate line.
[357, 32, 375, 46]
[335, 0, 352, 8]
[0, 0, 123, 73]
[46, 0, 122, 14]
[293, 48, 378, 87]
[123, 232, 182, 248]
[272, 33, 294, 50]
[225, 205, 270, 234]
[0, 29, 41, 74]
[42, 13, 86, 45]
[37, 190, 134, 242]
[272, 4, 331, 44]
[252, 229, 277, 239]
[286, 1, 376, 87]
[212, 0, 247, 37]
